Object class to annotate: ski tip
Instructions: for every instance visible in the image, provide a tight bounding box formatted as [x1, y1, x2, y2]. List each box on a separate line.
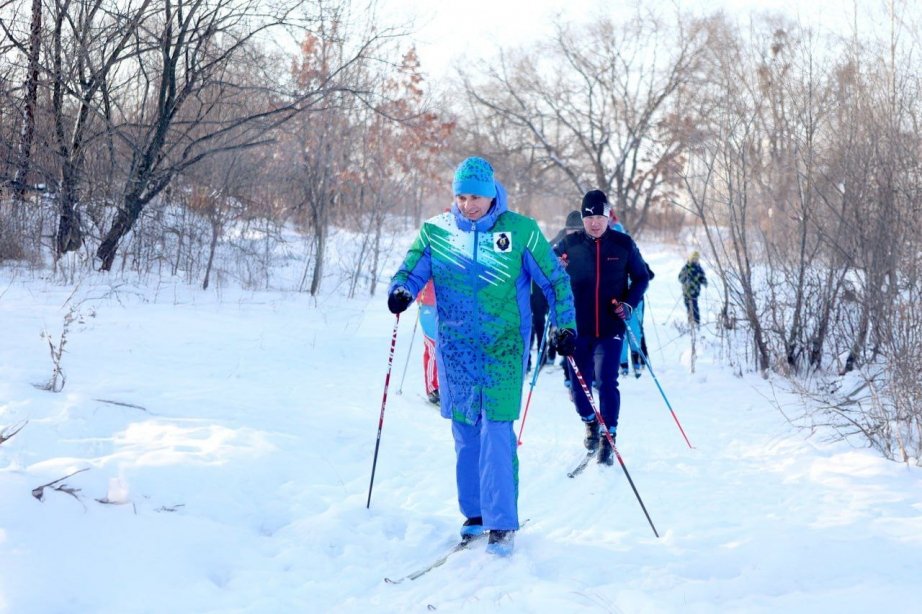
[384, 577, 399, 584]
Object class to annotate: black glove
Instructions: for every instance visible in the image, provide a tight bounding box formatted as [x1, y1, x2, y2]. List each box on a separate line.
[553, 328, 577, 356]
[387, 287, 413, 314]
[610, 299, 633, 321]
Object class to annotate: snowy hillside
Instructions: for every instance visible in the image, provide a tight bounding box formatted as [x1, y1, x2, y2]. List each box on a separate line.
[1, 245, 921, 613]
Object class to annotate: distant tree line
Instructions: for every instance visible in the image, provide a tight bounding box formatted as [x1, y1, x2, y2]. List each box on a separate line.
[1, 1, 919, 461]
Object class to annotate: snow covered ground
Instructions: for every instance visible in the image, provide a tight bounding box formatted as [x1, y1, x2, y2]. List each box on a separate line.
[1, 245, 921, 613]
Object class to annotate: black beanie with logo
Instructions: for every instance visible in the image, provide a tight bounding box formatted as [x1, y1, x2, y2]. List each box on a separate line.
[581, 190, 610, 218]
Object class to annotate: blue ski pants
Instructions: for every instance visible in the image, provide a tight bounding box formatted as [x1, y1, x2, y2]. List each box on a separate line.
[451, 413, 519, 531]
[620, 301, 645, 365]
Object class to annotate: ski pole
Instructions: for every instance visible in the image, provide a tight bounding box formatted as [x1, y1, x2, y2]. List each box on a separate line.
[616, 301, 694, 449]
[566, 355, 660, 538]
[396, 307, 420, 395]
[517, 317, 553, 446]
[366, 314, 401, 509]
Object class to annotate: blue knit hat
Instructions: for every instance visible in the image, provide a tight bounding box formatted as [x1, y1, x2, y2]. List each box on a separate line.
[452, 157, 497, 198]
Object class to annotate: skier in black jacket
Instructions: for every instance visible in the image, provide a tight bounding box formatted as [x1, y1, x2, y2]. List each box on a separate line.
[553, 190, 650, 464]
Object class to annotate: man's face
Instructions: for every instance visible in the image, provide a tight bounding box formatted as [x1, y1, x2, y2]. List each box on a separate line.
[456, 194, 493, 221]
[583, 215, 608, 238]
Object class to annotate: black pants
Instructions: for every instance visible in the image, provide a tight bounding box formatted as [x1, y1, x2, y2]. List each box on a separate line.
[567, 336, 624, 430]
[684, 295, 700, 324]
[531, 312, 554, 365]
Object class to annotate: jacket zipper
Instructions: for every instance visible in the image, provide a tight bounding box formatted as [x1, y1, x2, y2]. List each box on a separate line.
[594, 239, 600, 337]
[473, 224, 482, 414]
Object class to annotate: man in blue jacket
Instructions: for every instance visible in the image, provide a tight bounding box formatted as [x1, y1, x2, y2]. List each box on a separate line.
[554, 189, 650, 464]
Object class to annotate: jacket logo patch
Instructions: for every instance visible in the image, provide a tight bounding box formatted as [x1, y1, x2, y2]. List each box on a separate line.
[493, 232, 512, 253]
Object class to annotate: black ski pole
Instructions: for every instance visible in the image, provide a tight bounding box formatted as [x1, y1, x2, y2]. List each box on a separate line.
[366, 314, 401, 509]
[566, 356, 660, 538]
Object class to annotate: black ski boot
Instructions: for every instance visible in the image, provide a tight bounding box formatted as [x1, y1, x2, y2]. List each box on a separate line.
[460, 516, 484, 539]
[583, 418, 600, 451]
[597, 428, 616, 465]
[486, 530, 515, 556]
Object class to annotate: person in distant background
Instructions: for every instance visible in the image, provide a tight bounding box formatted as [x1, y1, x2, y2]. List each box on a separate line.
[528, 281, 549, 372]
[620, 262, 654, 378]
[551, 210, 584, 246]
[607, 209, 652, 378]
[553, 210, 584, 388]
[678, 251, 708, 326]
[417, 279, 440, 404]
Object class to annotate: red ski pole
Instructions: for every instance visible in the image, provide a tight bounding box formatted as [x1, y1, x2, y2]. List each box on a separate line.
[567, 355, 660, 538]
[366, 314, 401, 509]
[613, 299, 693, 449]
[517, 317, 553, 445]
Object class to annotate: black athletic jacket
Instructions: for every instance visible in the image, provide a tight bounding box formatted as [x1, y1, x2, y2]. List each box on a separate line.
[554, 229, 650, 339]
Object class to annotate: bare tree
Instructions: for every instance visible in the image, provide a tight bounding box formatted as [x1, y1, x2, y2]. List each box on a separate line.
[1, 0, 41, 258]
[11, 0, 41, 201]
[51, 0, 155, 256]
[461, 8, 708, 235]
[346, 47, 453, 297]
[94, 0, 397, 271]
[679, 8, 922, 459]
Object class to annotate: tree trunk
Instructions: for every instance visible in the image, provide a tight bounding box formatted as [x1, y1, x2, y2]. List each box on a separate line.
[13, 0, 42, 202]
[55, 159, 84, 254]
[97, 195, 144, 271]
[55, 202, 83, 255]
[202, 219, 220, 290]
[842, 304, 871, 375]
[310, 225, 326, 296]
[369, 216, 382, 297]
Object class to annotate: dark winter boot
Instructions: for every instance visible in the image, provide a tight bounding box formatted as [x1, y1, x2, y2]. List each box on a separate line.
[427, 389, 440, 405]
[583, 418, 600, 451]
[620, 363, 629, 376]
[486, 530, 515, 556]
[460, 516, 484, 539]
[597, 428, 616, 465]
[632, 353, 643, 378]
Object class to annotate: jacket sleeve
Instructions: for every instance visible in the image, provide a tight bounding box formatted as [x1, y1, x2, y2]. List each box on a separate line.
[624, 243, 650, 308]
[552, 235, 565, 257]
[389, 224, 433, 300]
[523, 220, 576, 330]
